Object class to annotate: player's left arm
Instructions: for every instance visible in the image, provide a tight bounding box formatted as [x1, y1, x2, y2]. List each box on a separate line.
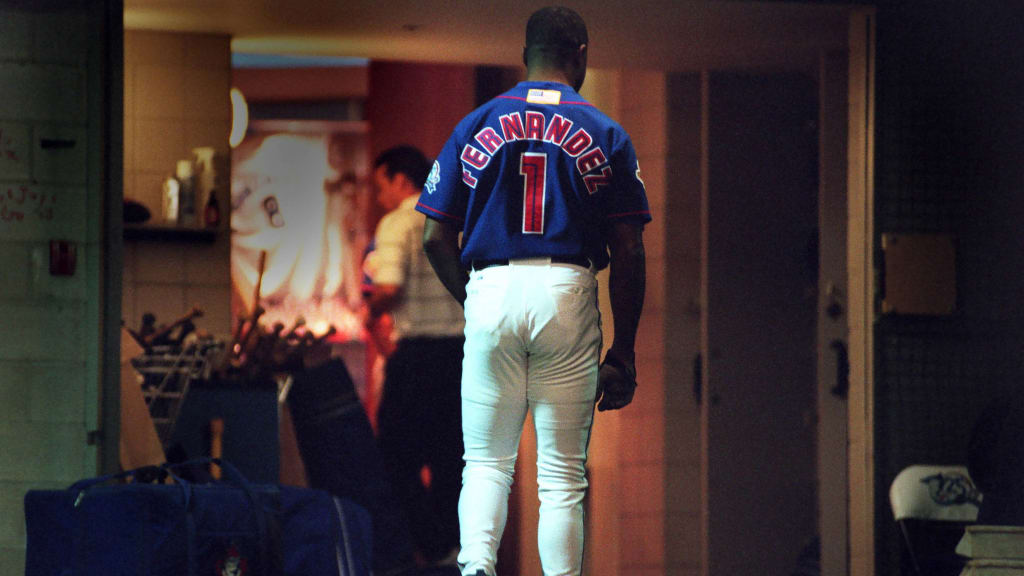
[597, 135, 650, 410]
[422, 217, 468, 306]
[606, 219, 645, 372]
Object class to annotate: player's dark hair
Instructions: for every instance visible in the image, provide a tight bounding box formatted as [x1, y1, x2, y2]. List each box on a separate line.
[525, 6, 588, 67]
[374, 145, 432, 189]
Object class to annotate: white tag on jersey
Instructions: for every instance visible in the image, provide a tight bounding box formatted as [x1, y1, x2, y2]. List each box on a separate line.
[526, 89, 562, 105]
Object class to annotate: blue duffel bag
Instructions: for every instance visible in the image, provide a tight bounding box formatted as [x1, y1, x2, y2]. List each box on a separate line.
[24, 459, 372, 576]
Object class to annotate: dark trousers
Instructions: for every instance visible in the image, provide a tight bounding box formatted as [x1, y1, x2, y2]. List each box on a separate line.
[377, 336, 465, 562]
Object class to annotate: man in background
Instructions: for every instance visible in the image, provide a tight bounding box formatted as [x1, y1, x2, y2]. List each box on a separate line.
[364, 145, 466, 568]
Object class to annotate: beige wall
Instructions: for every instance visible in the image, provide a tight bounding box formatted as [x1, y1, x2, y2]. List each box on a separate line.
[122, 31, 233, 337]
[613, 69, 671, 576]
[663, 72, 704, 576]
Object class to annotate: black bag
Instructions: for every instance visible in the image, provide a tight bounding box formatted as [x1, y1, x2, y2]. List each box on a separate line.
[288, 359, 414, 573]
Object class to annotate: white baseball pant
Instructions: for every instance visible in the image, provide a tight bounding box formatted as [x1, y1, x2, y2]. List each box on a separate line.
[456, 257, 601, 576]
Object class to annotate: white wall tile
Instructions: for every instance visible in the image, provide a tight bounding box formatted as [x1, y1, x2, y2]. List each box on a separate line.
[0, 546, 26, 575]
[33, 10, 88, 64]
[0, 362, 84, 424]
[123, 110, 135, 174]
[184, 239, 230, 286]
[0, 10, 31, 62]
[0, 375, 31, 423]
[184, 69, 230, 121]
[0, 63, 86, 123]
[135, 119, 186, 173]
[0, 244, 28, 298]
[125, 31, 184, 67]
[122, 287, 137, 333]
[33, 125, 87, 184]
[0, 484, 27, 544]
[132, 172, 167, 220]
[134, 64, 185, 120]
[184, 120, 231, 158]
[133, 283, 187, 329]
[35, 423, 87, 482]
[184, 283, 232, 336]
[0, 303, 85, 362]
[134, 242, 185, 283]
[122, 234, 136, 283]
[184, 35, 231, 70]
[0, 183, 87, 242]
[29, 364, 87, 423]
[0, 122, 31, 180]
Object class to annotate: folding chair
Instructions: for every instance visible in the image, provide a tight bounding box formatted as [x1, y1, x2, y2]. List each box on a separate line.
[889, 465, 982, 576]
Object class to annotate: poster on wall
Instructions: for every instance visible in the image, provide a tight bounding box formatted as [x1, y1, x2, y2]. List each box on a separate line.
[230, 121, 370, 344]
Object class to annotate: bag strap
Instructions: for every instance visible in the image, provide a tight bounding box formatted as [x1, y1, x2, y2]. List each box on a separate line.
[67, 464, 164, 492]
[165, 458, 283, 575]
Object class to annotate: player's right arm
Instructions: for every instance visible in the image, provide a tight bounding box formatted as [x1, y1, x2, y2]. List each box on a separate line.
[417, 130, 472, 306]
[423, 217, 467, 306]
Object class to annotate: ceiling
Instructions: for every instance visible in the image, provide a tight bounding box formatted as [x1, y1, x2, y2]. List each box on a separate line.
[124, 1, 858, 72]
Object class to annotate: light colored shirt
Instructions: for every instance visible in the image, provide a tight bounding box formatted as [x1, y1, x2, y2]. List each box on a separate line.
[365, 195, 465, 339]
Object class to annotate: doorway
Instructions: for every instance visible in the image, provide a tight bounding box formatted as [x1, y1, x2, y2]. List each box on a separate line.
[701, 70, 821, 575]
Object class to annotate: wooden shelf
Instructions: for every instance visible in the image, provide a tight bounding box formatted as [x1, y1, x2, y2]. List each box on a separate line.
[124, 225, 218, 243]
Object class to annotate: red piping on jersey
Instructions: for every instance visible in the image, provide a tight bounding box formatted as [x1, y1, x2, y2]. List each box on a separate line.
[497, 95, 595, 107]
[607, 209, 652, 219]
[417, 202, 464, 222]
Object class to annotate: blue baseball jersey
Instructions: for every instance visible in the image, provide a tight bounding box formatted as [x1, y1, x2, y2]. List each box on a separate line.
[416, 80, 651, 270]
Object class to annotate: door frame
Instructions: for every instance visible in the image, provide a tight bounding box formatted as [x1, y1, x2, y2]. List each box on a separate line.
[845, 9, 877, 576]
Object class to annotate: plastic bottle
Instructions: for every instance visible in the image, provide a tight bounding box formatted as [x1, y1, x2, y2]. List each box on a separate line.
[204, 191, 220, 228]
[176, 160, 197, 227]
[161, 175, 179, 224]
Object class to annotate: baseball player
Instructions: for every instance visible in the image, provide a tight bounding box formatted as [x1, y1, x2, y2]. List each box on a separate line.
[416, 6, 649, 576]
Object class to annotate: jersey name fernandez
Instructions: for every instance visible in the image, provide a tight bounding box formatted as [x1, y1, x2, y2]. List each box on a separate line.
[417, 81, 652, 270]
[459, 109, 613, 196]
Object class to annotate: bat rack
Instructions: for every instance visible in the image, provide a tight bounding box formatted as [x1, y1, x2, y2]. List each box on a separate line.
[131, 339, 225, 447]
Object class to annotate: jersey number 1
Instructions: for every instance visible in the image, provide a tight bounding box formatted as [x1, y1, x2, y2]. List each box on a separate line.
[520, 152, 547, 234]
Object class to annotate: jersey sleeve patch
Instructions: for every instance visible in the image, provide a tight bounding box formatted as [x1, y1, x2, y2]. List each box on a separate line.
[424, 160, 440, 194]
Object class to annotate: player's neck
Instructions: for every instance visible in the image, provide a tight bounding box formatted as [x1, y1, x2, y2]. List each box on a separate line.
[526, 68, 574, 89]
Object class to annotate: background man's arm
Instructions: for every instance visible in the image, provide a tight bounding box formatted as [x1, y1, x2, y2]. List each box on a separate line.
[365, 284, 401, 318]
[422, 218, 468, 306]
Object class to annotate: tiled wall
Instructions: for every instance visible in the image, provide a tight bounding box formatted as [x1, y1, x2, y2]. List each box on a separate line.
[122, 31, 232, 337]
[614, 70, 669, 576]
[0, 5, 101, 574]
[613, 70, 702, 576]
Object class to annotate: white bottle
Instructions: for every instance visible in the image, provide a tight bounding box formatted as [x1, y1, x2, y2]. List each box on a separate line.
[162, 175, 180, 224]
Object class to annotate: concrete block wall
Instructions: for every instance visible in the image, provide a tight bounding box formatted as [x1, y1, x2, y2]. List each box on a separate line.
[0, 5, 100, 574]
[614, 70, 672, 576]
[122, 31, 232, 337]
